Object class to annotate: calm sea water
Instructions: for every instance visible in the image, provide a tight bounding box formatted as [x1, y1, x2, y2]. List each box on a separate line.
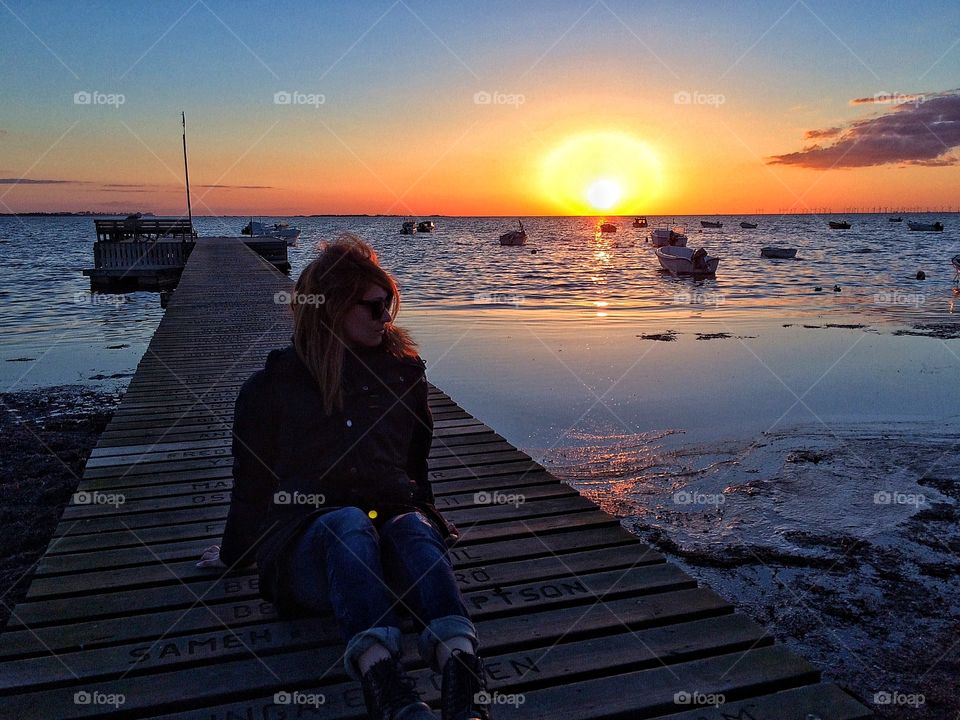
[1, 214, 958, 447]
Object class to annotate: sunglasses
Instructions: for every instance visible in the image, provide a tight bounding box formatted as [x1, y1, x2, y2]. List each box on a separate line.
[356, 296, 392, 319]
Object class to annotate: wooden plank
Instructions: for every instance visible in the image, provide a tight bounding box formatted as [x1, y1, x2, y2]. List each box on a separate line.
[0, 526, 652, 658]
[0, 611, 770, 719]
[34, 522, 645, 580]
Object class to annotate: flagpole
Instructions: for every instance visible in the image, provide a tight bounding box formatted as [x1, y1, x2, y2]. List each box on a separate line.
[181, 112, 193, 234]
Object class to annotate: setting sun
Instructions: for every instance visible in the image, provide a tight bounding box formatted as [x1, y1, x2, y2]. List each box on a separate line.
[540, 131, 663, 215]
[586, 179, 622, 210]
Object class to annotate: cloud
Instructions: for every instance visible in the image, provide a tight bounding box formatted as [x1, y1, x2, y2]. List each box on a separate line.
[850, 92, 928, 106]
[0, 177, 87, 185]
[769, 90, 960, 169]
[803, 126, 843, 140]
[197, 184, 274, 189]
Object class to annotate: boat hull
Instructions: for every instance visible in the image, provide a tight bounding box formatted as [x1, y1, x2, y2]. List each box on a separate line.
[907, 222, 943, 231]
[649, 228, 688, 247]
[499, 231, 526, 246]
[655, 246, 719, 275]
[760, 246, 797, 259]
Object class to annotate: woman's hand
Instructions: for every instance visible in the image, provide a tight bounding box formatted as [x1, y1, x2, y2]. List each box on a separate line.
[196, 544, 227, 569]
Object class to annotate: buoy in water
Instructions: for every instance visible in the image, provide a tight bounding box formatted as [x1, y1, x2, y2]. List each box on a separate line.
[916, 270, 926, 280]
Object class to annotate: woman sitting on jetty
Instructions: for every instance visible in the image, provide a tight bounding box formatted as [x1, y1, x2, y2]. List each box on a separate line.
[197, 235, 491, 720]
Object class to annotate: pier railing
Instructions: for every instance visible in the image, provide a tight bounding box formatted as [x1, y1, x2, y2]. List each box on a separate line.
[94, 218, 195, 242]
[92, 239, 195, 270]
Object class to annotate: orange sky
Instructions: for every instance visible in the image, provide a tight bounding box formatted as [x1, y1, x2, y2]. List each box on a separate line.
[2, 2, 959, 216]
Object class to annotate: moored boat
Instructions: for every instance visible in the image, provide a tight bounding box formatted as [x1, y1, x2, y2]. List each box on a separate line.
[829, 221, 851, 229]
[760, 246, 797, 259]
[598, 222, 618, 233]
[907, 221, 944, 231]
[649, 223, 688, 247]
[633, 217, 648, 228]
[888, 217, 902, 222]
[499, 219, 527, 246]
[417, 220, 436, 233]
[740, 222, 758, 229]
[655, 245, 719, 275]
[241, 220, 300, 245]
[400, 220, 417, 235]
[701, 220, 723, 228]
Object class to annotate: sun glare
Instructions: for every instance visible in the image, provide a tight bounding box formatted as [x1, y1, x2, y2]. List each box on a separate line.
[540, 131, 663, 215]
[586, 179, 622, 210]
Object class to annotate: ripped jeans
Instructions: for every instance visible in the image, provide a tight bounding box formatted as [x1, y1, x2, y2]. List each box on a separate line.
[281, 506, 477, 680]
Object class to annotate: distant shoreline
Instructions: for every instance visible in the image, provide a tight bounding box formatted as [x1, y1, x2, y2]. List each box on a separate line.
[3, 211, 959, 218]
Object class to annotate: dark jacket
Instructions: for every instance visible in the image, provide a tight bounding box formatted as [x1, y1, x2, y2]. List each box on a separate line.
[218, 342, 455, 614]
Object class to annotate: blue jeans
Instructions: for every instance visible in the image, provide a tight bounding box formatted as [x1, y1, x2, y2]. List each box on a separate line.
[282, 506, 477, 681]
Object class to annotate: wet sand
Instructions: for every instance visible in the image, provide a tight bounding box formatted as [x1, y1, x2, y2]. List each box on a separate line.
[545, 422, 960, 719]
[0, 386, 118, 632]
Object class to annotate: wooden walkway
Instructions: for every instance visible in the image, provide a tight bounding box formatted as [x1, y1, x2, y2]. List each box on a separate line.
[0, 238, 872, 719]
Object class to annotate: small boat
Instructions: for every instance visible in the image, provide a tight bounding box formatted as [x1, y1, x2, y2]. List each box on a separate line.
[499, 219, 527, 246]
[598, 222, 618, 233]
[700, 220, 723, 228]
[649, 223, 688, 247]
[760, 246, 797, 259]
[655, 245, 719, 275]
[416, 220, 436, 233]
[907, 221, 944, 231]
[241, 220, 300, 245]
[740, 222, 758, 229]
[829, 221, 851, 229]
[888, 217, 903, 222]
[633, 217, 648, 228]
[400, 220, 417, 235]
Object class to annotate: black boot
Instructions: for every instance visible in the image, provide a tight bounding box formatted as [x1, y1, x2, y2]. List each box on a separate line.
[361, 656, 434, 720]
[441, 650, 492, 720]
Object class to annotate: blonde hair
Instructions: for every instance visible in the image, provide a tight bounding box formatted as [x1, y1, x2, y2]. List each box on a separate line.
[291, 234, 418, 414]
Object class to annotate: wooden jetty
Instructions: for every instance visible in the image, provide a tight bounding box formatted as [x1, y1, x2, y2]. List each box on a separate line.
[83, 219, 289, 291]
[0, 238, 873, 719]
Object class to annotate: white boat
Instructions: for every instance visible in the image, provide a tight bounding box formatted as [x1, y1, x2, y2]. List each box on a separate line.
[655, 245, 719, 275]
[908, 221, 944, 231]
[760, 246, 797, 259]
[649, 223, 688, 247]
[400, 221, 417, 235]
[417, 220, 436, 233]
[499, 219, 527, 246]
[241, 220, 300, 245]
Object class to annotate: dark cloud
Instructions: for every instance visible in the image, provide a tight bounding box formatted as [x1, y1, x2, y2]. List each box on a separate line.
[197, 184, 273, 189]
[0, 178, 86, 185]
[850, 93, 929, 106]
[769, 90, 960, 169]
[803, 128, 843, 140]
[804, 127, 843, 140]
